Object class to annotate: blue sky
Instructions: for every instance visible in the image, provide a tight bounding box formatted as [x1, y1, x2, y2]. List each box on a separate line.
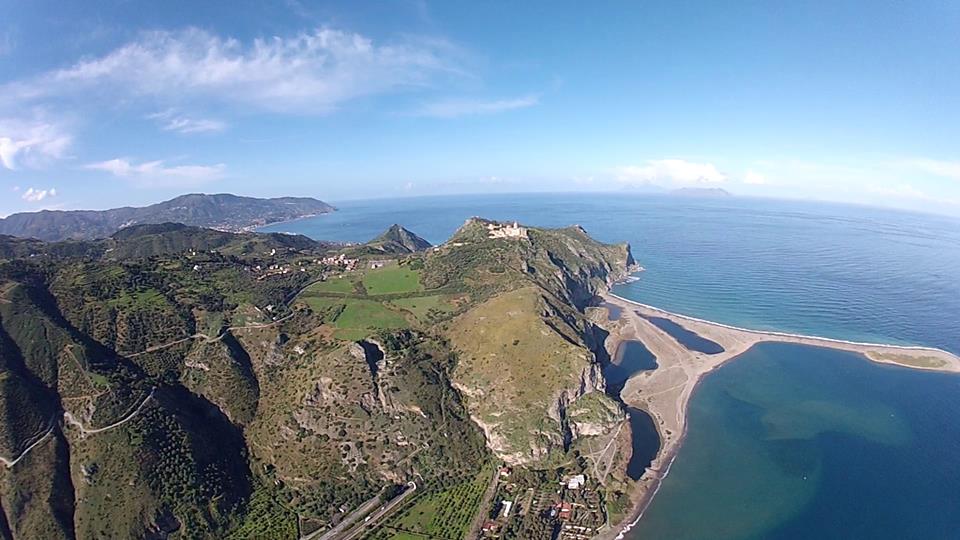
[1, 0, 959, 216]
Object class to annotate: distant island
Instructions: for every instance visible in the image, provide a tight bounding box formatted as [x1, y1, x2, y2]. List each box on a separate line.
[0, 193, 335, 241]
[669, 187, 732, 198]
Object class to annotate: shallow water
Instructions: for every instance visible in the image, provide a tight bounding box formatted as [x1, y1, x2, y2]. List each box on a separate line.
[602, 340, 661, 479]
[606, 341, 658, 398]
[641, 315, 724, 354]
[630, 342, 960, 539]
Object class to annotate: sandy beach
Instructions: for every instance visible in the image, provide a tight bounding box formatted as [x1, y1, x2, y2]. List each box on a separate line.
[595, 293, 960, 540]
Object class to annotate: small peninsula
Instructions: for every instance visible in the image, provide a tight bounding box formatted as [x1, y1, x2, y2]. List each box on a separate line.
[595, 293, 960, 538]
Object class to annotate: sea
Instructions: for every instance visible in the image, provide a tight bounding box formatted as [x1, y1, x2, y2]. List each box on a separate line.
[262, 193, 960, 539]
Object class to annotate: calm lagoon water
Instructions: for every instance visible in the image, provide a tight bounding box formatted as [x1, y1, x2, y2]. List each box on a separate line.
[631, 343, 960, 540]
[265, 193, 960, 539]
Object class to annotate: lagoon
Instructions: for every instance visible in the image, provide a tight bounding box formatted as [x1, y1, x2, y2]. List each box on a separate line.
[630, 342, 960, 540]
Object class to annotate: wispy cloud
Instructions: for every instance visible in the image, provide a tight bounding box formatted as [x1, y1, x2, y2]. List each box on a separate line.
[8, 27, 465, 114]
[0, 115, 72, 170]
[148, 109, 227, 134]
[616, 159, 727, 186]
[413, 94, 539, 118]
[899, 158, 960, 182]
[21, 187, 57, 202]
[85, 157, 226, 187]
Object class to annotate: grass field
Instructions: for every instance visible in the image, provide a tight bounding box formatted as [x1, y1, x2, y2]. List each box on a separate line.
[337, 299, 409, 329]
[389, 295, 453, 321]
[374, 468, 491, 540]
[306, 276, 357, 294]
[302, 296, 410, 340]
[363, 264, 423, 295]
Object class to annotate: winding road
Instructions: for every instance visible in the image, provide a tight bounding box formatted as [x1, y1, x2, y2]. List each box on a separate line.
[63, 387, 157, 436]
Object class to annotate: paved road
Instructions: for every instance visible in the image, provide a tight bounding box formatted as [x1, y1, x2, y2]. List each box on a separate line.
[306, 492, 383, 540]
[338, 482, 417, 540]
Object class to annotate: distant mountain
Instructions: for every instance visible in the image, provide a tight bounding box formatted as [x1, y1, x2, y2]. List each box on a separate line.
[369, 224, 432, 254]
[669, 187, 733, 198]
[0, 193, 335, 241]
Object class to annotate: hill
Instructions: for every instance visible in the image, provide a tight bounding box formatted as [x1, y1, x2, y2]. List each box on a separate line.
[0, 193, 335, 241]
[370, 224, 432, 254]
[0, 218, 638, 539]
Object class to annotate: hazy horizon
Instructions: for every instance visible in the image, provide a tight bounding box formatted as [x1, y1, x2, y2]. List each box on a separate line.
[3, 1, 959, 217]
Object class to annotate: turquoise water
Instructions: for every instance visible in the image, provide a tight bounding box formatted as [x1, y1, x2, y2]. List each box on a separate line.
[264, 193, 960, 538]
[263, 193, 960, 354]
[631, 343, 960, 540]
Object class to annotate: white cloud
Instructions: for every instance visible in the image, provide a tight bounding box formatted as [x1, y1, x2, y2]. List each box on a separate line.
[616, 159, 727, 186]
[21, 187, 57, 202]
[0, 117, 72, 170]
[85, 157, 226, 187]
[743, 170, 767, 185]
[148, 110, 227, 134]
[10, 27, 463, 114]
[413, 94, 539, 118]
[900, 158, 960, 181]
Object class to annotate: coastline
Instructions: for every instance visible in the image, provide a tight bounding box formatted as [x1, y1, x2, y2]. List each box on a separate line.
[248, 210, 334, 234]
[596, 292, 960, 540]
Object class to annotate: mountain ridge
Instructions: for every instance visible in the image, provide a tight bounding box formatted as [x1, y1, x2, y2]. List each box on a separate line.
[0, 193, 336, 241]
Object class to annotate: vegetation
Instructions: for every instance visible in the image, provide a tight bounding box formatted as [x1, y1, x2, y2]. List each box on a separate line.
[362, 263, 423, 295]
[0, 217, 634, 539]
[372, 466, 492, 539]
[389, 295, 453, 322]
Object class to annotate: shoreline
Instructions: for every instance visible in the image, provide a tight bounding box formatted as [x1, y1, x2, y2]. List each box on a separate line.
[596, 292, 960, 540]
[608, 293, 954, 357]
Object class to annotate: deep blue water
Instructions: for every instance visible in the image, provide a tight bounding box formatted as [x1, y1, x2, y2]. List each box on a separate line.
[263, 193, 960, 354]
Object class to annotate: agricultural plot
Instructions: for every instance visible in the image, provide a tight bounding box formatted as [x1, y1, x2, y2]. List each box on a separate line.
[302, 296, 410, 340]
[363, 264, 423, 295]
[389, 295, 453, 322]
[373, 468, 491, 540]
[306, 276, 357, 294]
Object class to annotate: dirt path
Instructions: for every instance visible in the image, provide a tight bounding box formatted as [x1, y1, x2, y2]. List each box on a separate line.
[0, 418, 56, 469]
[63, 387, 156, 436]
[125, 313, 294, 358]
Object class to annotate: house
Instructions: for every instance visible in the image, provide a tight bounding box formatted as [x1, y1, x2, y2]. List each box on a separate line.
[487, 221, 528, 239]
[499, 500, 513, 519]
[567, 474, 586, 490]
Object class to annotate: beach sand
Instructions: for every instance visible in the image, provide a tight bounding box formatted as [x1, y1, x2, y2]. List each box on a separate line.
[595, 293, 960, 540]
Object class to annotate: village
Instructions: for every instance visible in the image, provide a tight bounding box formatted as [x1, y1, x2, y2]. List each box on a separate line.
[480, 469, 606, 540]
